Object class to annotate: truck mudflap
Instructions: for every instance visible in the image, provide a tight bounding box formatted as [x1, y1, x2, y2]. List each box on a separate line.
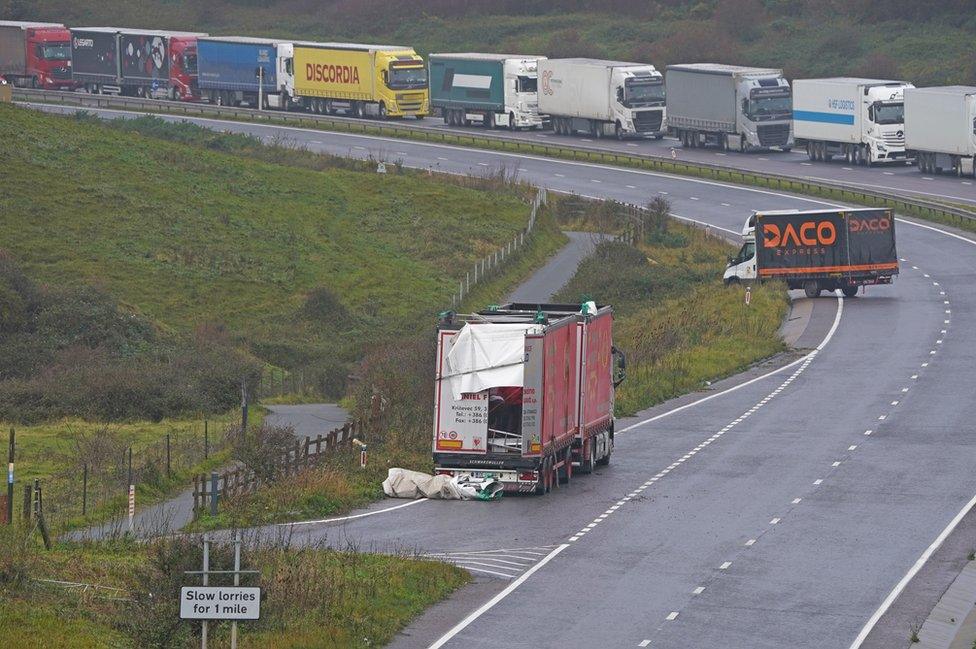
[434, 467, 539, 493]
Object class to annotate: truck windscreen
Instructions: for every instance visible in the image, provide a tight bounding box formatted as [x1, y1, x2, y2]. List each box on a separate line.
[38, 44, 71, 61]
[747, 95, 792, 119]
[516, 75, 537, 93]
[871, 102, 904, 125]
[624, 80, 665, 107]
[388, 66, 427, 90]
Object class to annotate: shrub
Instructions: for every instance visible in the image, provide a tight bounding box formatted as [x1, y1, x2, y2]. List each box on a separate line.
[233, 423, 299, 482]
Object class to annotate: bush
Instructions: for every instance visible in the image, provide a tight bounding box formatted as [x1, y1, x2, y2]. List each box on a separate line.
[233, 423, 299, 482]
[0, 527, 36, 592]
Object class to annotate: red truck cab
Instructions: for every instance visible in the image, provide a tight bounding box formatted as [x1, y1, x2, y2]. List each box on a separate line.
[168, 36, 199, 100]
[0, 21, 77, 89]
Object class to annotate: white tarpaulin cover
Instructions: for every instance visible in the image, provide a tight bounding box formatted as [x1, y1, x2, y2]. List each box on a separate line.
[382, 468, 504, 500]
[442, 323, 537, 399]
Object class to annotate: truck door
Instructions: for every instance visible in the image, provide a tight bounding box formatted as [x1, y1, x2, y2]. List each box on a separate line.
[728, 240, 757, 281]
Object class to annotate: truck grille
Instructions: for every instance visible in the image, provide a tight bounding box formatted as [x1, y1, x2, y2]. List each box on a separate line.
[757, 123, 791, 147]
[51, 67, 71, 80]
[882, 131, 905, 147]
[396, 92, 426, 112]
[634, 110, 663, 133]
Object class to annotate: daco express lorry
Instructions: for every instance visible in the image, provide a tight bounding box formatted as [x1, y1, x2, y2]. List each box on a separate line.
[724, 208, 899, 298]
[433, 303, 625, 494]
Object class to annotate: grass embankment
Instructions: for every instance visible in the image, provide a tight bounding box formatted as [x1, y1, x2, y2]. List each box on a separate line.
[0, 105, 564, 528]
[553, 197, 789, 416]
[22, 2, 976, 85]
[0, 529, 468, 649]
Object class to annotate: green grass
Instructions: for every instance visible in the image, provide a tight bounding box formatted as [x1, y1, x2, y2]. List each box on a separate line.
[0, 531, 469, 649]
[16, 2, 976, 85]
[555, 210, 789, 416]
[0, 104, 534, 378]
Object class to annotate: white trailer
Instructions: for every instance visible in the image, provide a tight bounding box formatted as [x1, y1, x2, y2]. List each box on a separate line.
[539, 58, 665, 139]
[793, 77, 914, 165]
[666, 63, 793, 152]
[905, 86, 976, 178]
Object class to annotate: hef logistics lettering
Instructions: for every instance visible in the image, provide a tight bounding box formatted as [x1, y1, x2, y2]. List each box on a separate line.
[306, 62, 360, 84]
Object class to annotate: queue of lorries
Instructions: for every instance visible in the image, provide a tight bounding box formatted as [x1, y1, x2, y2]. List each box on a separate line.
[2, 19, 973, 177]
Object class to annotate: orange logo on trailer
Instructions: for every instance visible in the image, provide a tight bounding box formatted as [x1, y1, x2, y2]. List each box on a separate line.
[849, 216, 891, 233]
[762, 221, 836, 248]
[305, 63, 360, 84]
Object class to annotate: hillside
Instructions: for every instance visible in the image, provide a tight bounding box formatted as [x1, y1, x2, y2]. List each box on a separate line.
[0, 105, 555, 421]
[5, 1, 974, 84]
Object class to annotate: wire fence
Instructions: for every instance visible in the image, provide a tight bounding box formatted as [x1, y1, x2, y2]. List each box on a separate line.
[450, 188, 547, 308]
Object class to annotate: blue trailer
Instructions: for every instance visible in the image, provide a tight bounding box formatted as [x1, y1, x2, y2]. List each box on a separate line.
[197, 36, 294, 109]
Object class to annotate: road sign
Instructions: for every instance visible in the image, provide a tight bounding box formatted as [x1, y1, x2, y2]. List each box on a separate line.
[180, 586, 261, 620]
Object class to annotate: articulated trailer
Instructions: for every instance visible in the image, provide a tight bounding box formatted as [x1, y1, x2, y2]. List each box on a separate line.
[905, 86, 976, 178]
[429, 53, 545, 129]
[433, 303, 624, 494]
[70, 27, 205, 98]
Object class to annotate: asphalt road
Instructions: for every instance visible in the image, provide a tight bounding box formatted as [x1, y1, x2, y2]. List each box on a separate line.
[507, 231, 609, 303]
[30, 103, 976, 649]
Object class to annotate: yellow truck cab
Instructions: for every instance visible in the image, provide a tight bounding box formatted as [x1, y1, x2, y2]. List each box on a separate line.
[293, 41, 428, 119]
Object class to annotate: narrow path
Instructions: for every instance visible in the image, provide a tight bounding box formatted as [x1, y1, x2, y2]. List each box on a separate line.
[506, 231, 609, 303]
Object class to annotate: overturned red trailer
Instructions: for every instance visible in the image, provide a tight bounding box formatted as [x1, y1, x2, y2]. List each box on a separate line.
[432, 303, 624, 494]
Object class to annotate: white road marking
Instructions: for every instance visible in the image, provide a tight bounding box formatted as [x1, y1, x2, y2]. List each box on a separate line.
[626, 184, 637, 189]
[639, 640, 651, 647]
[310, 140, 323, 144]
[911, 375, 918, 379]
[693, 586, 706, 594]
[666, 612, 679, 621]
[833, 461, 841, 467]
[719, 562, 732, 570]
[922, 362, 929, 367]
[282, 497, 428, 527]
[901, 388, 909, 392]
[554, 173, 565, 177]
[437, 156, 448, 161]
[848, 445, 858, 451]
[891, 401, 899, 405]
[814, 479, 824, 485]
[842, 167, 853, 171]
[721, 202, 731, 206]
[591, 179, 602, 183]
[478, 162, 489, 166]
[792, 498, 802, 504]
[864, 430, 873, 436]
[769, 518, 781, 525]
[457, 565, 523, 579]
[883, 172, 894, 175]
[626, 143, 639, 147]
[427, 544, 569, 648]
[878, 415, 887, 420]
[745, 539, 756, 546]
[801, 162, 813, 166]
[849, 491, 976, 649]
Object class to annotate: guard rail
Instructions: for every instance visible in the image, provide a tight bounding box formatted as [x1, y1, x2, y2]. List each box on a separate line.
[13, 88, 976, 228]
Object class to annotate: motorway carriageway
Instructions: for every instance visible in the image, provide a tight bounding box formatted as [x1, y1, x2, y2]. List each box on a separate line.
[31, 103, 976, 649]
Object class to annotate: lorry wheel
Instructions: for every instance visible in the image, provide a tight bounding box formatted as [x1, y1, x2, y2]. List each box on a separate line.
[806, 142, 815, 160]
[509, 112, 516, 131]
[378, 102, 387, 119]
[592, 121, 603, 138]
[615, 122, 624, 140]
[803, 280, 821, 299]
[842, 286, 858, 298]
[597, 439, 612, 466]
[579, 440, 594, 474]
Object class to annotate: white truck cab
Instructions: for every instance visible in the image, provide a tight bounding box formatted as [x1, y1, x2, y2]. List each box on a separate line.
[723, 213, 762, 284]
[610, 65, 666, 137]
[505, 57, 544, 129]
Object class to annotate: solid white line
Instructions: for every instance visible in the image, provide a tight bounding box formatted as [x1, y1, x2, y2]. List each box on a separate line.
[451, 560, 522, 573]
[848, 491, 976, 649]
[620, 293, 843, 434]
[281, 497, 428, 527]
[427, 544, 569, 649]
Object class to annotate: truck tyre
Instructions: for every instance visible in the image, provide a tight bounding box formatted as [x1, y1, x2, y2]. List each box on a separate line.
[596, 438, 612, 466]
[558, 448, 572, 484]
[803, 280, 821, 299]
[842, 285, 858, 298]
[509, 112, 516, 131]
[806, 142, 815, 160]
[615, 122, 624, 140]
[845, 145, 855, 164]
[579, 440, 595, 474]
[378, 102, 387, 119]
[591, 120, 603, 138]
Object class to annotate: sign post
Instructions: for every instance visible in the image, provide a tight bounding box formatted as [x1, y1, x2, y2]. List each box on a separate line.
[7, 427, 14, 526]
[182, 533, 260, 649]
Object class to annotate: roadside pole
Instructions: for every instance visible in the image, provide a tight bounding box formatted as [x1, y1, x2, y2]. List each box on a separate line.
[231, 531, 241, 649]
[127, 447, 134, 535]
[7, 427, 14, 525]
[201, 535, 209, 649]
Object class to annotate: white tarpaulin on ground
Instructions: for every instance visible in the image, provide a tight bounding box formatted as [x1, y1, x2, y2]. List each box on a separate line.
[382, 468, 504, 500]
[442, 323, 537, 399]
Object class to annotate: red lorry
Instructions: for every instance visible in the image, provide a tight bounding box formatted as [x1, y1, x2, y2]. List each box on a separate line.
[433, 303, 624, 494]
[0, 21, 77, 90]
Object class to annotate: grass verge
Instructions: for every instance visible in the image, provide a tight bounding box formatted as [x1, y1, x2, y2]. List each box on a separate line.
[0, 529, 468, 649]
